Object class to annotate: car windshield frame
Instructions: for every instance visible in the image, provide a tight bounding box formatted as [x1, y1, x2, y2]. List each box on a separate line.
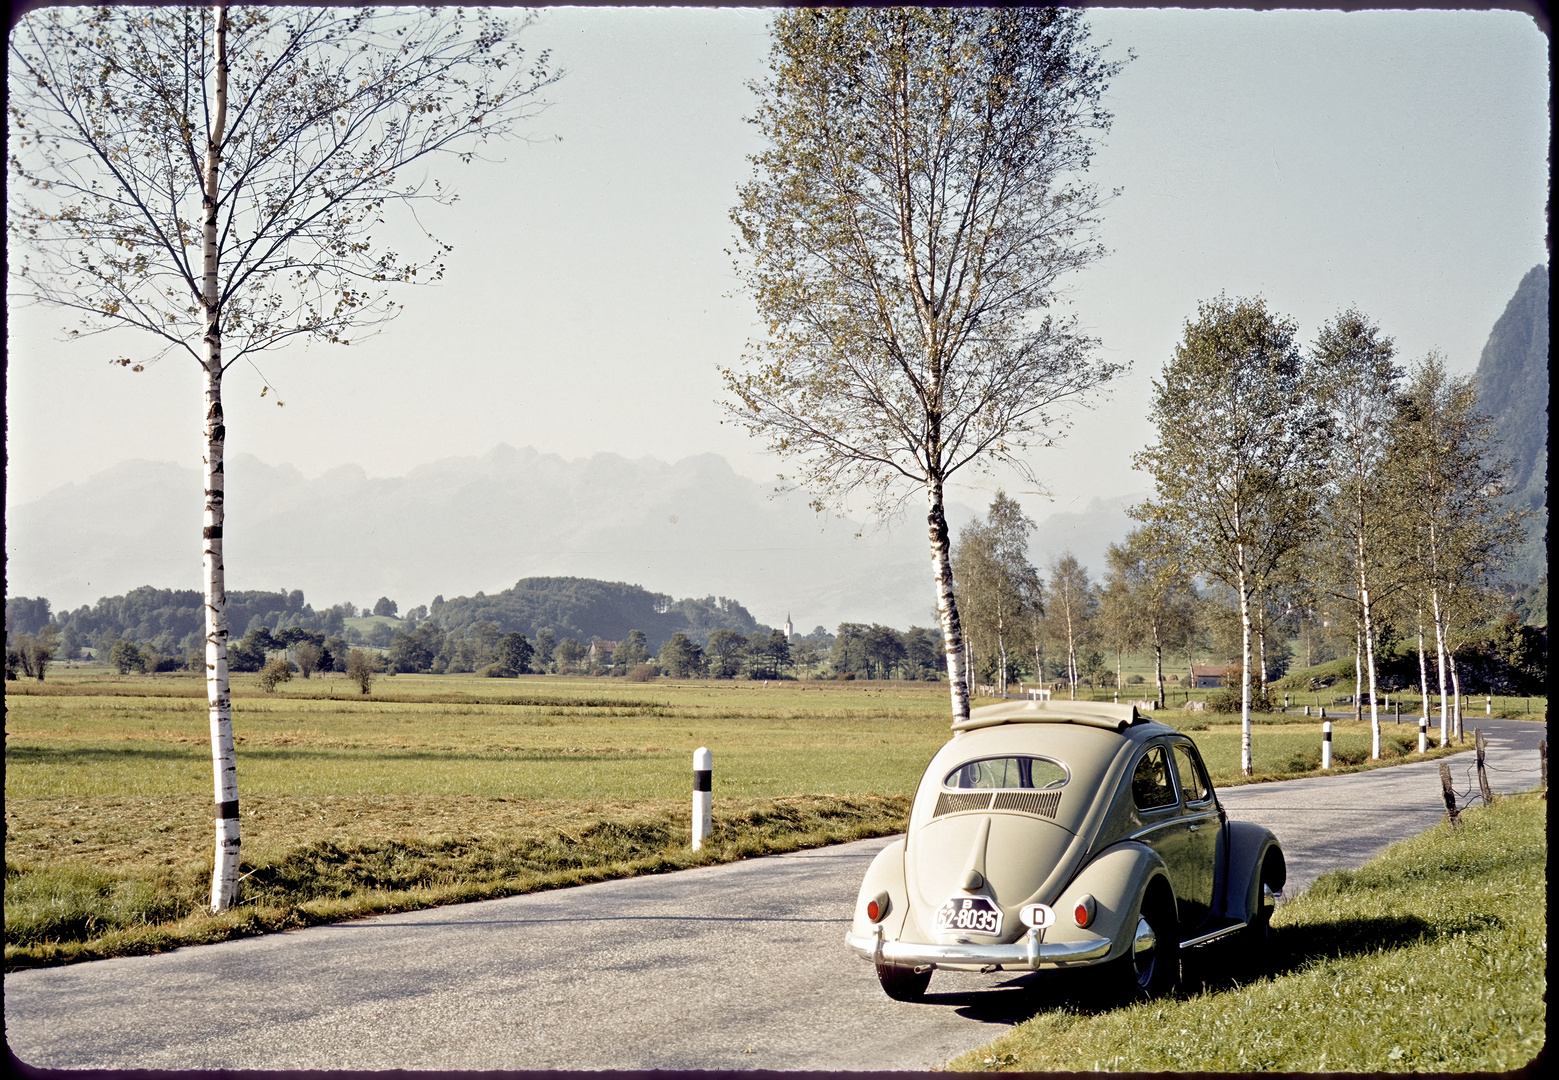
[942, 755, 1070, 791]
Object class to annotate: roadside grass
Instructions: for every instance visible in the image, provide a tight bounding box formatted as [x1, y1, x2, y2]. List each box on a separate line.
[950, 792, 1546, 1073]
[4, 673, 1496, 969]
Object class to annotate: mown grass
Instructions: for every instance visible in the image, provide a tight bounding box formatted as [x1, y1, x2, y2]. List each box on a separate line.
[950, 793, 1546, 1073]
[4, 672, 1486, 969]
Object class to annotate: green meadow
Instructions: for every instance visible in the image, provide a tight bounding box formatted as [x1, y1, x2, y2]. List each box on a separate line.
[2, 671, 1499, 968]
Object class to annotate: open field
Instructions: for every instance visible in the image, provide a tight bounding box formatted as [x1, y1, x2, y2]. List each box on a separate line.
[952, 793, 1546, 1072]
[3, 671, 1515, 967]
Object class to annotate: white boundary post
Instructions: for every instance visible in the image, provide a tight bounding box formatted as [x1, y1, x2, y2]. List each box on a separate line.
[692, 747, 712, 851]
[1321, 721, 1333, 770]
[1418, 713, 1429, 754]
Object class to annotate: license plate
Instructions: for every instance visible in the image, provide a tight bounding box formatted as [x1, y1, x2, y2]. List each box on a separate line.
[934, 895, 1003, 935]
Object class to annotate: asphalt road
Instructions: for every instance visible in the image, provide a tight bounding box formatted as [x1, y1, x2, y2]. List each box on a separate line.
[5, 716, 1546, 1072]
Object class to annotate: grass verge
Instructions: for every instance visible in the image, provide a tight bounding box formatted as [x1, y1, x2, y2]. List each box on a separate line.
[4, 792, 908, 970]
[949, 792, 1546, 1073]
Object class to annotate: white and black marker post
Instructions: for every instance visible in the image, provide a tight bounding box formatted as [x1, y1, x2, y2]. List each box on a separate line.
[1321, 720, 1333, 770]
[692, 747, 712, 851]
[1418, 713, 1429, 754]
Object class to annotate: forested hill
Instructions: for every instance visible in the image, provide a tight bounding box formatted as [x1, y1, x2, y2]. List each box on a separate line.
[1475, 263, 1548, 587]
[18, 587, 327, 657]
[6, 579, 765, 658]
[431, 578, 765, 646]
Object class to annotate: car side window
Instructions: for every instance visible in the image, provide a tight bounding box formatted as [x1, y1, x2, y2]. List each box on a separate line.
[1173, 743, 1212, 805]
[1131, 746, 1177, 811]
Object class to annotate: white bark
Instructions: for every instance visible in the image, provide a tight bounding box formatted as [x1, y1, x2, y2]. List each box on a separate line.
[930, 482, 970, 723]
[1235, 543, 1253, 776]
[1354, 627, 1364, 722]
[1449, 650, 1464, 743]
[1416, 600, 1430, 725]
[203, 5, 240, 913]
[1360, 553, 1381, 759]
[1257, 607, 1268, 694]
[996, 605, 1008, 695]
[1431, 585, 1450, 748]
[1152, 627, 1165, 707]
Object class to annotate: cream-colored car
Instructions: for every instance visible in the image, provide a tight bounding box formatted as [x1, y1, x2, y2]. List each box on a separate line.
[846, 699, 1285, 1001]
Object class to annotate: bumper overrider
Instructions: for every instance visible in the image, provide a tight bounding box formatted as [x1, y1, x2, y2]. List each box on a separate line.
[845, 924, 1113, 971]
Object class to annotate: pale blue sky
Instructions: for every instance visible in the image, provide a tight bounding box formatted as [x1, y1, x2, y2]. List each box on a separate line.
[6, 4, 1550, 528]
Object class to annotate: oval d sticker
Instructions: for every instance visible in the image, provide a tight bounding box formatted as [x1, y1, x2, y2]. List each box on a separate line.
[1019, 903, 1055, 929]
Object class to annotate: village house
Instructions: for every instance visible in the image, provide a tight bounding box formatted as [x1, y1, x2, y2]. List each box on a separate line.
[1190, 664, 1236, 689]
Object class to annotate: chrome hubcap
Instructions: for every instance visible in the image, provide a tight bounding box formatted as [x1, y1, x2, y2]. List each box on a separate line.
[1131, 915, 1156, 983]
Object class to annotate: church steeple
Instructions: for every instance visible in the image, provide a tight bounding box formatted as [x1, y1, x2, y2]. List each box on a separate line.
[784, 613, 794, 640]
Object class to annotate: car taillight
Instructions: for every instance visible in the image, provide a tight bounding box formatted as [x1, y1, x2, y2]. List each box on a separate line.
[866, 892, 891, 922]
[1073, 894, 1096, 928]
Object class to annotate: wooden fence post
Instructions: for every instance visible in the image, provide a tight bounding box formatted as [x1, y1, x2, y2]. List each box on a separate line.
[1439, 762, 1460, 828]
[1474, 728, 1494, 806]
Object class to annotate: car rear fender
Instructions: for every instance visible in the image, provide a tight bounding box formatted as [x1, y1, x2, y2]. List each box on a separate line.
[1219, 820, 1285, 922]
[1044, 841, 1174, 965]
[849, 837, 911, 941]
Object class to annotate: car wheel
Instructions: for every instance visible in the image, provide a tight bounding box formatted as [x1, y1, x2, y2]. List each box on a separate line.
[1246, 853, 1284, 945]
[876, 960, 933, 1002]
[1111, 896, 1178, 1000]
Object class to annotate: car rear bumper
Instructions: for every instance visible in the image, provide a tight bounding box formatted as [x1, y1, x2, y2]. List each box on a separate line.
[845, 925, 1113, 970]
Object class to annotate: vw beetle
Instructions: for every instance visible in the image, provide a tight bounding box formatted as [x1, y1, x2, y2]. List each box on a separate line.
[846, 699, 1285, 1001]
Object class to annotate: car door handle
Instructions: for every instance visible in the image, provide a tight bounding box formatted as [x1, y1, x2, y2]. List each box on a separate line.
[1188, 823, 1200, 832]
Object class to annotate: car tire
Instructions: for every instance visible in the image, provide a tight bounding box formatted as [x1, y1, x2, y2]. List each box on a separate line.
[1245, 853, 1284, 947]
[1109, 895, 1178, 1000]
[876, 960, 933, 1002]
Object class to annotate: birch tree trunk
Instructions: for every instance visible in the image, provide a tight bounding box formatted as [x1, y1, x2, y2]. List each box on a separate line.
[1431, 585, 1450, 748]
[202, 4, 240, 913]
[1153, 628, 1165, 707]
[1065, 608, 1078, 700]
[1449, 650, 1464, 743]
[1360, 553, 1382, 759]
[1416, 600, 1431, 727]
[1354, 626, 1364, 722]
[930, 481, 970, 723]
[1253, 601, 1265, 695]
[996, 604, 1008, 696]
[1236, 544, 1253, 776]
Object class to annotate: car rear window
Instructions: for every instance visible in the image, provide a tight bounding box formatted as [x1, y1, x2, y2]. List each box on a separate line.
[944, 756, 1068, 790]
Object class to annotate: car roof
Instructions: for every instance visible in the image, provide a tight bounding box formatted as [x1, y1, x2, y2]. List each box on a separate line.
[954, 698, 1171, 737]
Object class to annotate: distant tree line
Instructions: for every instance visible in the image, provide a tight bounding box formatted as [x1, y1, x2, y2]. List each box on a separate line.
[5, 579, 952, 683]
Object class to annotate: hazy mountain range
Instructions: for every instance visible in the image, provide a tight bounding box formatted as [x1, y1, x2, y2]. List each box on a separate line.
[9, 267, 1541, 629]
[4, 447, 1138, 632]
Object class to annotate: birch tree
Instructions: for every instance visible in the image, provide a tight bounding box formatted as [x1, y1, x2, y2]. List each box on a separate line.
[723, 7, 1125, 723]
[1046, 553, 1095, 700]
[952, 491, 1041, 694]
[1132, 296, 1324, 774]
[1386, 354, 1524, 745]
[1103, 524, 1196, 707]
[1312, 309, 1403, 759]
[7, 5, 557, 911]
